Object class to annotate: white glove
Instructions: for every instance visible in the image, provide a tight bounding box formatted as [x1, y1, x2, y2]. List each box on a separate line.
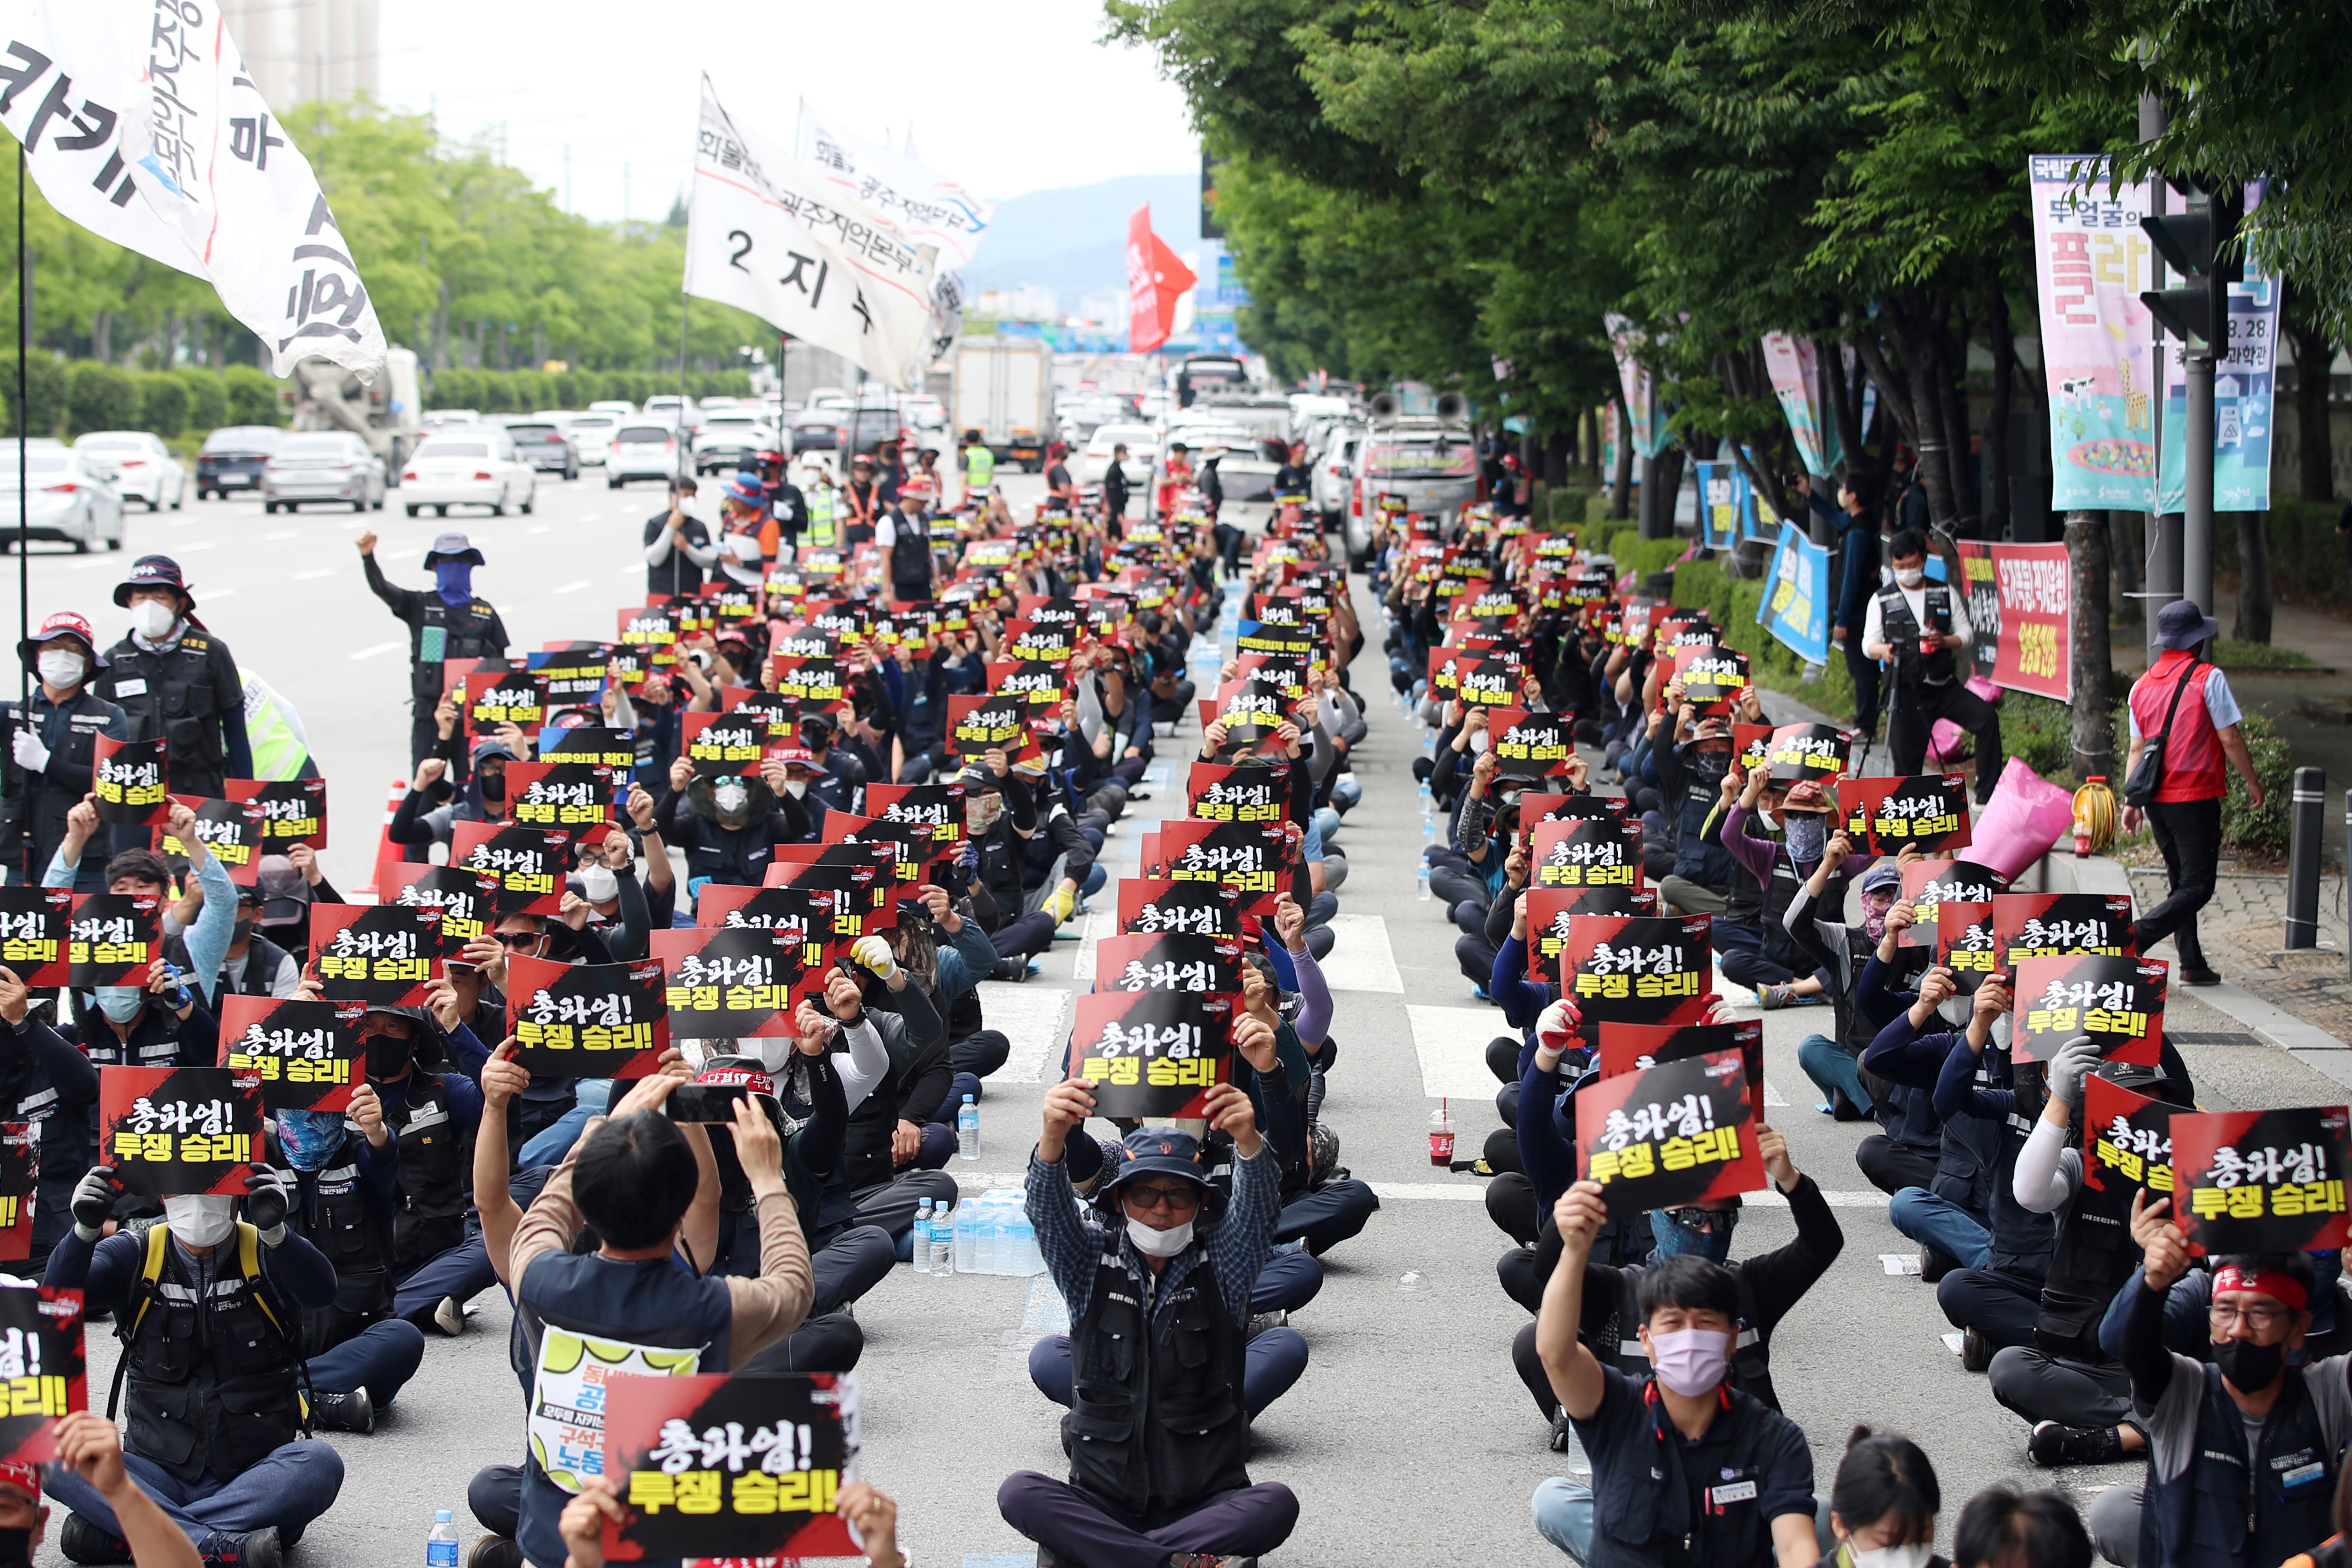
[11, 728, 47, 775]
[1535, 998, 1582, 1056]
[2048, 1034, 2103, 1111]
[849, 935, 898, 981]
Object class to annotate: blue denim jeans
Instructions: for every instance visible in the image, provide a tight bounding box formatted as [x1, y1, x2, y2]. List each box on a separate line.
[516, 1078, 615, 1167]
[46, 1441, 343, 1555]
[1889, 1186, 1993, 1270]
[1532, 1477, 1593, 1560]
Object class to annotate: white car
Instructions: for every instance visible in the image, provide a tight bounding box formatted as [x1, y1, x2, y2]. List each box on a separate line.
[693, 414, 780, 475]
[606, 421, 686, 487]
[1077, 423, 1158, 487]
[587, 399, 636, 419]
[643, 395, 702, 433]
[422, 410, 481, 432]
[72, 432, 187, 512]
[566, 413, 618, 465]
[400, 430, 537, 516]
[0, 442, 126, 552]
[1313, 422, 1366, 527]
[263, 431, 388, 513]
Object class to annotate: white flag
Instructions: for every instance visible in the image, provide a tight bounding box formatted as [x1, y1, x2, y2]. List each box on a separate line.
[0, 0, 385, 381]
[686, 80, 934, 392]
[801, 107, 996, 271]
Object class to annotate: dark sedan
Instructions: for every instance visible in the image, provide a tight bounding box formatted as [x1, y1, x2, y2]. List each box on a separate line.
[195, 425, 283, 499]
[505, 423, 579, 479]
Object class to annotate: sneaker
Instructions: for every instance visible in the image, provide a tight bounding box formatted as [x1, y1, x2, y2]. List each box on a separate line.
[1919, 1244, 1958, 1284]
[309, 1387, 374, 1433]
[2180, 965, 2223, 986]
[1758, 983, 1795, 1010]
[468, 1540, 526, 1568]
[1547, 1406, 1579, 1454]
[1830, 1088, 1869, 1123]
[1962, 1326, 1994, 1373]
[991, 958, 1029, 983]
[59, 1514, 132, 1565]
[1245, 1310, 1288, 1339]
[2029, 1420, 2124, 1467]
[432, 1295, 466, 1337]
[206, 1527, 283, 1568]
[1470, 983, 1491, 1002]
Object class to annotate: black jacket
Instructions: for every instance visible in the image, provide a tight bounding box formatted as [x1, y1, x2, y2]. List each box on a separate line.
[0, 684, 130, 887]
[95, 626, 251, 797]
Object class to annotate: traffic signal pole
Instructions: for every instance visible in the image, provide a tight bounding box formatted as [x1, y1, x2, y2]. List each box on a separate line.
[2183, 330, 2216, 617]
[2140, 178, 2241, 633]
[2140, 94, 2182, 651]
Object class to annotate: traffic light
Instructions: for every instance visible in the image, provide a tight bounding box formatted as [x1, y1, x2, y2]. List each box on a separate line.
[2140, 181, 2244, 345]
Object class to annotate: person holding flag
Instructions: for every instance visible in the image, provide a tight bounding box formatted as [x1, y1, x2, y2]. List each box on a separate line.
[0, 612, 129, 891]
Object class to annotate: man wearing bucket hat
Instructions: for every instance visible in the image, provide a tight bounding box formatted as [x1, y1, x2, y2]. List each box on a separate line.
[2122, 599, 2267, 987]
[356, 529, 511, 770]
[0, 611, 130, 891]
[94, 557, 251, 799]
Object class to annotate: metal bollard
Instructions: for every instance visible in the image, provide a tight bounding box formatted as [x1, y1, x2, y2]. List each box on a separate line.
[2285, 769, 2324, 947]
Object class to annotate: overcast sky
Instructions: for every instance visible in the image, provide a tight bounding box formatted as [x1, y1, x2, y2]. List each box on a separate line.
[377, 0, 1201, 223]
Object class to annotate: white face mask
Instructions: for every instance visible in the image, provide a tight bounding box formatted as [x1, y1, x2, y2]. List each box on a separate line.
[751, 1036, 799, 1071]
[1468, 729, 1490, 754]
[1852, 1544, 1935, 1568]
[35, 648, 85, 688]
[1893, 566, 1925, 589]
[578, 864, 619, 904]
[711, 780, 750, 816]
[783, 778, 809, 799]
[130, 599, 178, 641]
[1127, 1216, 1194, 1258]
[163, 1194, 237, 1248]
[1753, 808, 1779, 832]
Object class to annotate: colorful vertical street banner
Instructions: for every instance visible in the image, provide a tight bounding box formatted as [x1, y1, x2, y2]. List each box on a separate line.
[1695, 461, 1750, 548]
[1760, 332, 1842, 478]
[1757, 522, 1830, 663]
[2028, 155, 2158, 508]
[2159, 190, 2279, 514]
[1604, 314, 1670, 460]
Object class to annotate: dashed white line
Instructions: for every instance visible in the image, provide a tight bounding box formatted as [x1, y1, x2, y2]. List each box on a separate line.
[347, 640, 403, 661]
[263, 530, 298, 541]
[292, 569, 334, 581]
[552, 581, 589, 595]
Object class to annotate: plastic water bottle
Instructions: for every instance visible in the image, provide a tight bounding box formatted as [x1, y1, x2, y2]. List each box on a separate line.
[984, 1194, 1009, 1276]
[1419, 779, 1434, 834]
[958, 1095, 981, 1161]
[427, 1511, 459, 1568]
[1417, 862, 1432, 902]
[911, 1200, 933, 1274]
[931, 1201, 955, 1276]
[1011, 1209, 1038, 1274]
[953, 1199, 977, 1275]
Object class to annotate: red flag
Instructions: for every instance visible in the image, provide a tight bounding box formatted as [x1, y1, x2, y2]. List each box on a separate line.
[1127, 204, 1196, 354]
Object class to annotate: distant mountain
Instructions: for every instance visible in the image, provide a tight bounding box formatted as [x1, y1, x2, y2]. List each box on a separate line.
[962, 173, 1203, 312]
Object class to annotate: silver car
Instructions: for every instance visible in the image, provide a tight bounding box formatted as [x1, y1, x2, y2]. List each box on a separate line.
[0, 444, 127, 552]
[262, 430, 388, 513]
[1314, 423, 1365, 530]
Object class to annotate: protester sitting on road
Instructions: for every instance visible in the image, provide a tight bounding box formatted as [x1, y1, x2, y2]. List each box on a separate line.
[49, 802, 237, 1005]
[1785, 849, 1924, 1140]
[1953, 1486, 2094, 1568]
[1649, 705, 1740, 918]
[21, 1412, 205, 1568]
[387, 730, 523, 856]
[0, 960, 97, 1272]
[1715, 772, 1849, 1010]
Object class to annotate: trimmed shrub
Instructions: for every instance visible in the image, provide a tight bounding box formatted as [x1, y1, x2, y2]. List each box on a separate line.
[64, 361, 137, 438]
[133, 372, 188, 439]
[221, 365, 284, 428]
[175, 368, 226, 434]
[0, 356, 66, 437]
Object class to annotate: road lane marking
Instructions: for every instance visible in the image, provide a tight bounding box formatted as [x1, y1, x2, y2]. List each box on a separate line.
[552, 581, 589, 594]
[1408, 1004, 1508, 1100]
[348, 640, 403, 661]
[1316, 913, 1405, 992]
[292, 569, 334, 580]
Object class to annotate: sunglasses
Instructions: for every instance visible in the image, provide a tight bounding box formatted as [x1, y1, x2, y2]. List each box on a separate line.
[492, 930, 543, 949]
[1122, 1183, 1202, 1214]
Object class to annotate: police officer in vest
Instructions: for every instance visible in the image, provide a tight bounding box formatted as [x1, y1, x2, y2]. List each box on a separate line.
[2117, 1209, 2345, 1568]
[0, 612, 130, 892]
[1860, 529, 2003, 804]
[959, 428, 995, 507]
[1534, 1181, 1820, 1568]
[45, 1161, 343, 1567]
[352, 1005, 495, 1340]
[356, 528, 512, 769]
[997, 1070, 1300, 1568]
[95, 558, 252, 800]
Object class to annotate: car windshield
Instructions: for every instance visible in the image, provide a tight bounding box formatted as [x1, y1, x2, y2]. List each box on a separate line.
[0, 455, 71, 483]
[202, 428, 279, 453]
[1363, 439, 1473, 478]
[419, 441, 491, 459]
[81, 439, 143, 452]
[277, 436, 356, 460]
[617, 426, 672, 444]
[507, 426, 559, 441]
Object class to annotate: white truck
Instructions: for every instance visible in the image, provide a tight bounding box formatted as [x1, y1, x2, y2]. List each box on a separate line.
[951, 339, 1058, 472]
[291, 347, 425, 482]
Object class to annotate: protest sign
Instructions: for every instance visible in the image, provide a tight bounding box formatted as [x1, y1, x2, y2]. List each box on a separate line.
[379, 864, 502, 953]
[821, 812, 938, 887]
[1762, 723, 1849, 785]
[1841, 776, 1972, 855]
[2171, 1106, 2352, 1255]
[1519, 793, 1633, 840]
[2082, 1076, 2177, 1200]
[1524, 887, 1658, 985]
[601, 1373, 858, 1563]
[650, 926, 819, 1039]
[1900, 859, 2007, 948]
[864, 783, 966, 850]
[537, 725, 637, 771]
[1936, 901, 1999, 996]
[449, 823, 572, 918]
[465, 667, 550, 739]
[1598, 1020, 1766, 1099]
[0, 888, 71, 988]
[528, 645, 611, 712]
[1116, 877, 1243, 938]
[1093, 933, 1244, 995]
[944, 694, 1038, 764]
[681, 713, 767, 780]
[1530, 817, 1642, 891]
[767, 844, 897, 939]
[100, 1067, 263, 1196]
[1066, 991, 1235, 1118]
[67, 893, 158, 989]
[91, 736, 168, 826]
[1672, 644, 1750, 715]
[225, 779, 327, 850]
[157, 795, 263, 886]
[1559, 913, 1714, 1035]
[506, 762, 620, 837]
[0, 1125, 33, 1261]
[0, 1288, 82, 1465]
[1576, 1049, 1762, 1218]
[506, 955, 669, 1079]
[1962, 541, 2070, 700]
[2014, 955, 2167, 1066]
[216, 997, 364, 1112]
[1187, 762, 1290, 824]
[310, 901, 442, 1004]
[1489, 710, 1577, 780]
[1992, 893, 2136, 970]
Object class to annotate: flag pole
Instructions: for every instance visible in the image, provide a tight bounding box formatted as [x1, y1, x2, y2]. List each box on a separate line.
[676, 293, 690, 482]
[16, 142, 27, 722]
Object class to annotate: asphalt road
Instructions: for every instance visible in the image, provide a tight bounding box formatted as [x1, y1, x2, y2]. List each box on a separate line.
[24, 465, 2352, 1567]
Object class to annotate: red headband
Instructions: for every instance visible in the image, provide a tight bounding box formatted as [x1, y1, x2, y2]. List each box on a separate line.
[2212, 1264, 2309, 1314]
[0, 1458, 38, 1497]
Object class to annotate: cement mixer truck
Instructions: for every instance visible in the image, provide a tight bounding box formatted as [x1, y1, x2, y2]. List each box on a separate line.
[290, 347, 423, 483]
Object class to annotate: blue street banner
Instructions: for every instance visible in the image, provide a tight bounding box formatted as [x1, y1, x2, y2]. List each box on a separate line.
[1695, 461, 1746, 548]
[1757, 522, 1830, 664]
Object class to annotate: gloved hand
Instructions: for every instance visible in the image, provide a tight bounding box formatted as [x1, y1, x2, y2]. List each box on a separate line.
[1535, 998, 1582, 1056]
[2048, 1034, 2103, 1111]
[71, 1166, 122, 1241]
[849, 935, 898, 982]
[11, 728, 47, 775]
[242, 1166, 292, 1242]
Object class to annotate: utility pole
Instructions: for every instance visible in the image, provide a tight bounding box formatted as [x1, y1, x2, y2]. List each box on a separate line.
[2142, 178, 2243, 635]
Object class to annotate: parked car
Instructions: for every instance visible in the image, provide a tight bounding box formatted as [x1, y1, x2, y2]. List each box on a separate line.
[506, 422, 580, 479]
[0, 442, 126, 552]
[262, 431, 387, 513]
[194, 426, 282, 499]
[1314, 422, 1365, 531]
[566, 413, 618, 466]
[587, 399, 636, 419]
[71, 433, 186, 513]
[606, 422, 685, 488]
[789, 410, 846, 456]
[401, 430, 537, 516]
[694, 413, 780, 475]
[1076, 423, 1158, 487]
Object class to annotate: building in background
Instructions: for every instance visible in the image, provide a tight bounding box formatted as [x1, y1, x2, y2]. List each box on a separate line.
[222, 0, 379, 109]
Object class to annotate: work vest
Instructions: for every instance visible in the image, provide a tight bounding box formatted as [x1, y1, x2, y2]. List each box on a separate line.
[2143, 1363, 2339, 1568]
[101, 631, 236, 795]
[1987, 1094, 2055, 1281]
[240, 674, 310, 781]
[888, 512, 934, 601]
[79, 1003, 191, 1070]
[405, 596, 505, 702]
[1597, 1267, 1778, 1410]
[384, 1076, 469, 1271]
[1588, 1381, 1792, 1568]
[806, 488, 838, 548]
[1670, 769, 1736, 889]
[0, 687, 122, 882]
[218, 932, 296, 998]
[1930, 1053, 2002, 1215]
[113, 1221, 306, 1486]
[2033, 1162, 2140, 1359]
[1877, 581, 1957, 686]
[278, 1133, 397, 1355]
[965, 444, 996, 492]
[1724, 833, 1806, 969]
[2131, 652, 2227, 802]
[1063, 1239, 1252, 1518]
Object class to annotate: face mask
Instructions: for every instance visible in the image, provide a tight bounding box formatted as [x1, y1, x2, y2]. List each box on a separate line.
[1852, 1545, 1935, 1568]
[1754, 808, 1780, 833]
[1651, 1205, 1739, 1263]
[579, 865, 619, 904]
[713, 780, 750, 816]
[1862, 895, 1895, 944]
[130, 599, 178, 642]
[477, 769, 506, 803]
[967, 796, 1004, 835]
[36, 648, 85, 687]
[2214, 1334, 2286, 1394]
[95, 985, 144, 1022]
[1468, 730, 1490, 755]
[163, 1194, 237, 1248]
[782, 778, 809, 800]
[434, 560, 474, 608]
[0, 1525, 29, 1568]
[1785, 815, 1826, 863]
[1646, 1325, 1733, 1397]
[1126, 1216, 1194, 1258]
[1690, 751, 1729, 781]
[366, 1032, 414, 1082]
[276, 1107, 347, 1172]
[1894, 566, 1925, 589]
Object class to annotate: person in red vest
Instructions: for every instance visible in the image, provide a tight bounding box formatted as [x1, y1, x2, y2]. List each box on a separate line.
[2122, 599, 2268, 985]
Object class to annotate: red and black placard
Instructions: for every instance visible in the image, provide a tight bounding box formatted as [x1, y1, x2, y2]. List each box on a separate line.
[650, 926, 818, 1040]
[0, 1124, 33, 1261]
[1207, 678, 1290, 746]
[216, 996, 365, 1111]
[1065, 989, 1236, 1119]
[1935, 900, 1999, 996]
[464, 666, 550, 740]
[449, 822, 571, 917]
[1188, 761, 1291, 824]
[0, 886, 72, 987]
[945, 693, 1039, 764]
[1529, 816, 1641, 891]
[68, 893, 159, 989]
[713, 687, 803, 742]
[1451, 655, 1523, 710]
[1900, 858, 2007, 948]
[771, 655, 851, 708]
[1575, 1049, 1763, 1218]
[2013, 955, 2167, 1066]
[1552, 913, 1713, 1044]
[1488, 709, 1577, 780]
[1731, 723, 1773, 778]
[506, 954, 669, 1080]
[1992, 893, 2136, 970]
[694, 884, 840, 964]
[820, 812, 934, 887]
[1523, 886, 1659, 985]
[599, 1373, 858, 1564]
[1672, 644, 1750, 715]
[0, 1287, 85, 1465]
[681, 711, 767, 780]
[156, 795, 265, 886]
[528, 642, 612, 711]
[1093, 932, 1244, 996]
[1145, 818, 1292, 916]
[1844, 777, 1973, 857]
[378, 863, 501, 953]
[91, 735, 169, 826]
[1116, 877, 1243, 938]
[616, 604, 680, 654]
[100, 1066, 263, 1196]
[1761, 722, 1850, 785]
[984, 658, 1070, 712]
[535, 724, 637, 771]
[1519, 793, 1633, 841]
[767, 843, 898, 939]
[225, 778, 327, 850]
[506, 761, 620, 836]
[865, 782, 966, 850]
[2082, 1075, 2178, 1200]
[309, 901, 443, 1005]
[2171, 1105, 2352, 1256]
[1598, 1020, 1766, 1100]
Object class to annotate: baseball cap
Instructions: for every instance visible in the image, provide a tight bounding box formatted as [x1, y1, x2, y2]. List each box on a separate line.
[1860, 862, 1902, 895]
[18, 610, 105, 670]
[1102, 1127, 1210, 1196]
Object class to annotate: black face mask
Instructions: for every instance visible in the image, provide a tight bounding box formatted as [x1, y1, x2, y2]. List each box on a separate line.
[1691, 752, 1730, 780]
[2214, 1334, 2287, 1394]
[232, 914, 257, 942]
[366, 1035, 414, 1082]
[0, 1526, 28, 1568]
[478, 770, 506, 803]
